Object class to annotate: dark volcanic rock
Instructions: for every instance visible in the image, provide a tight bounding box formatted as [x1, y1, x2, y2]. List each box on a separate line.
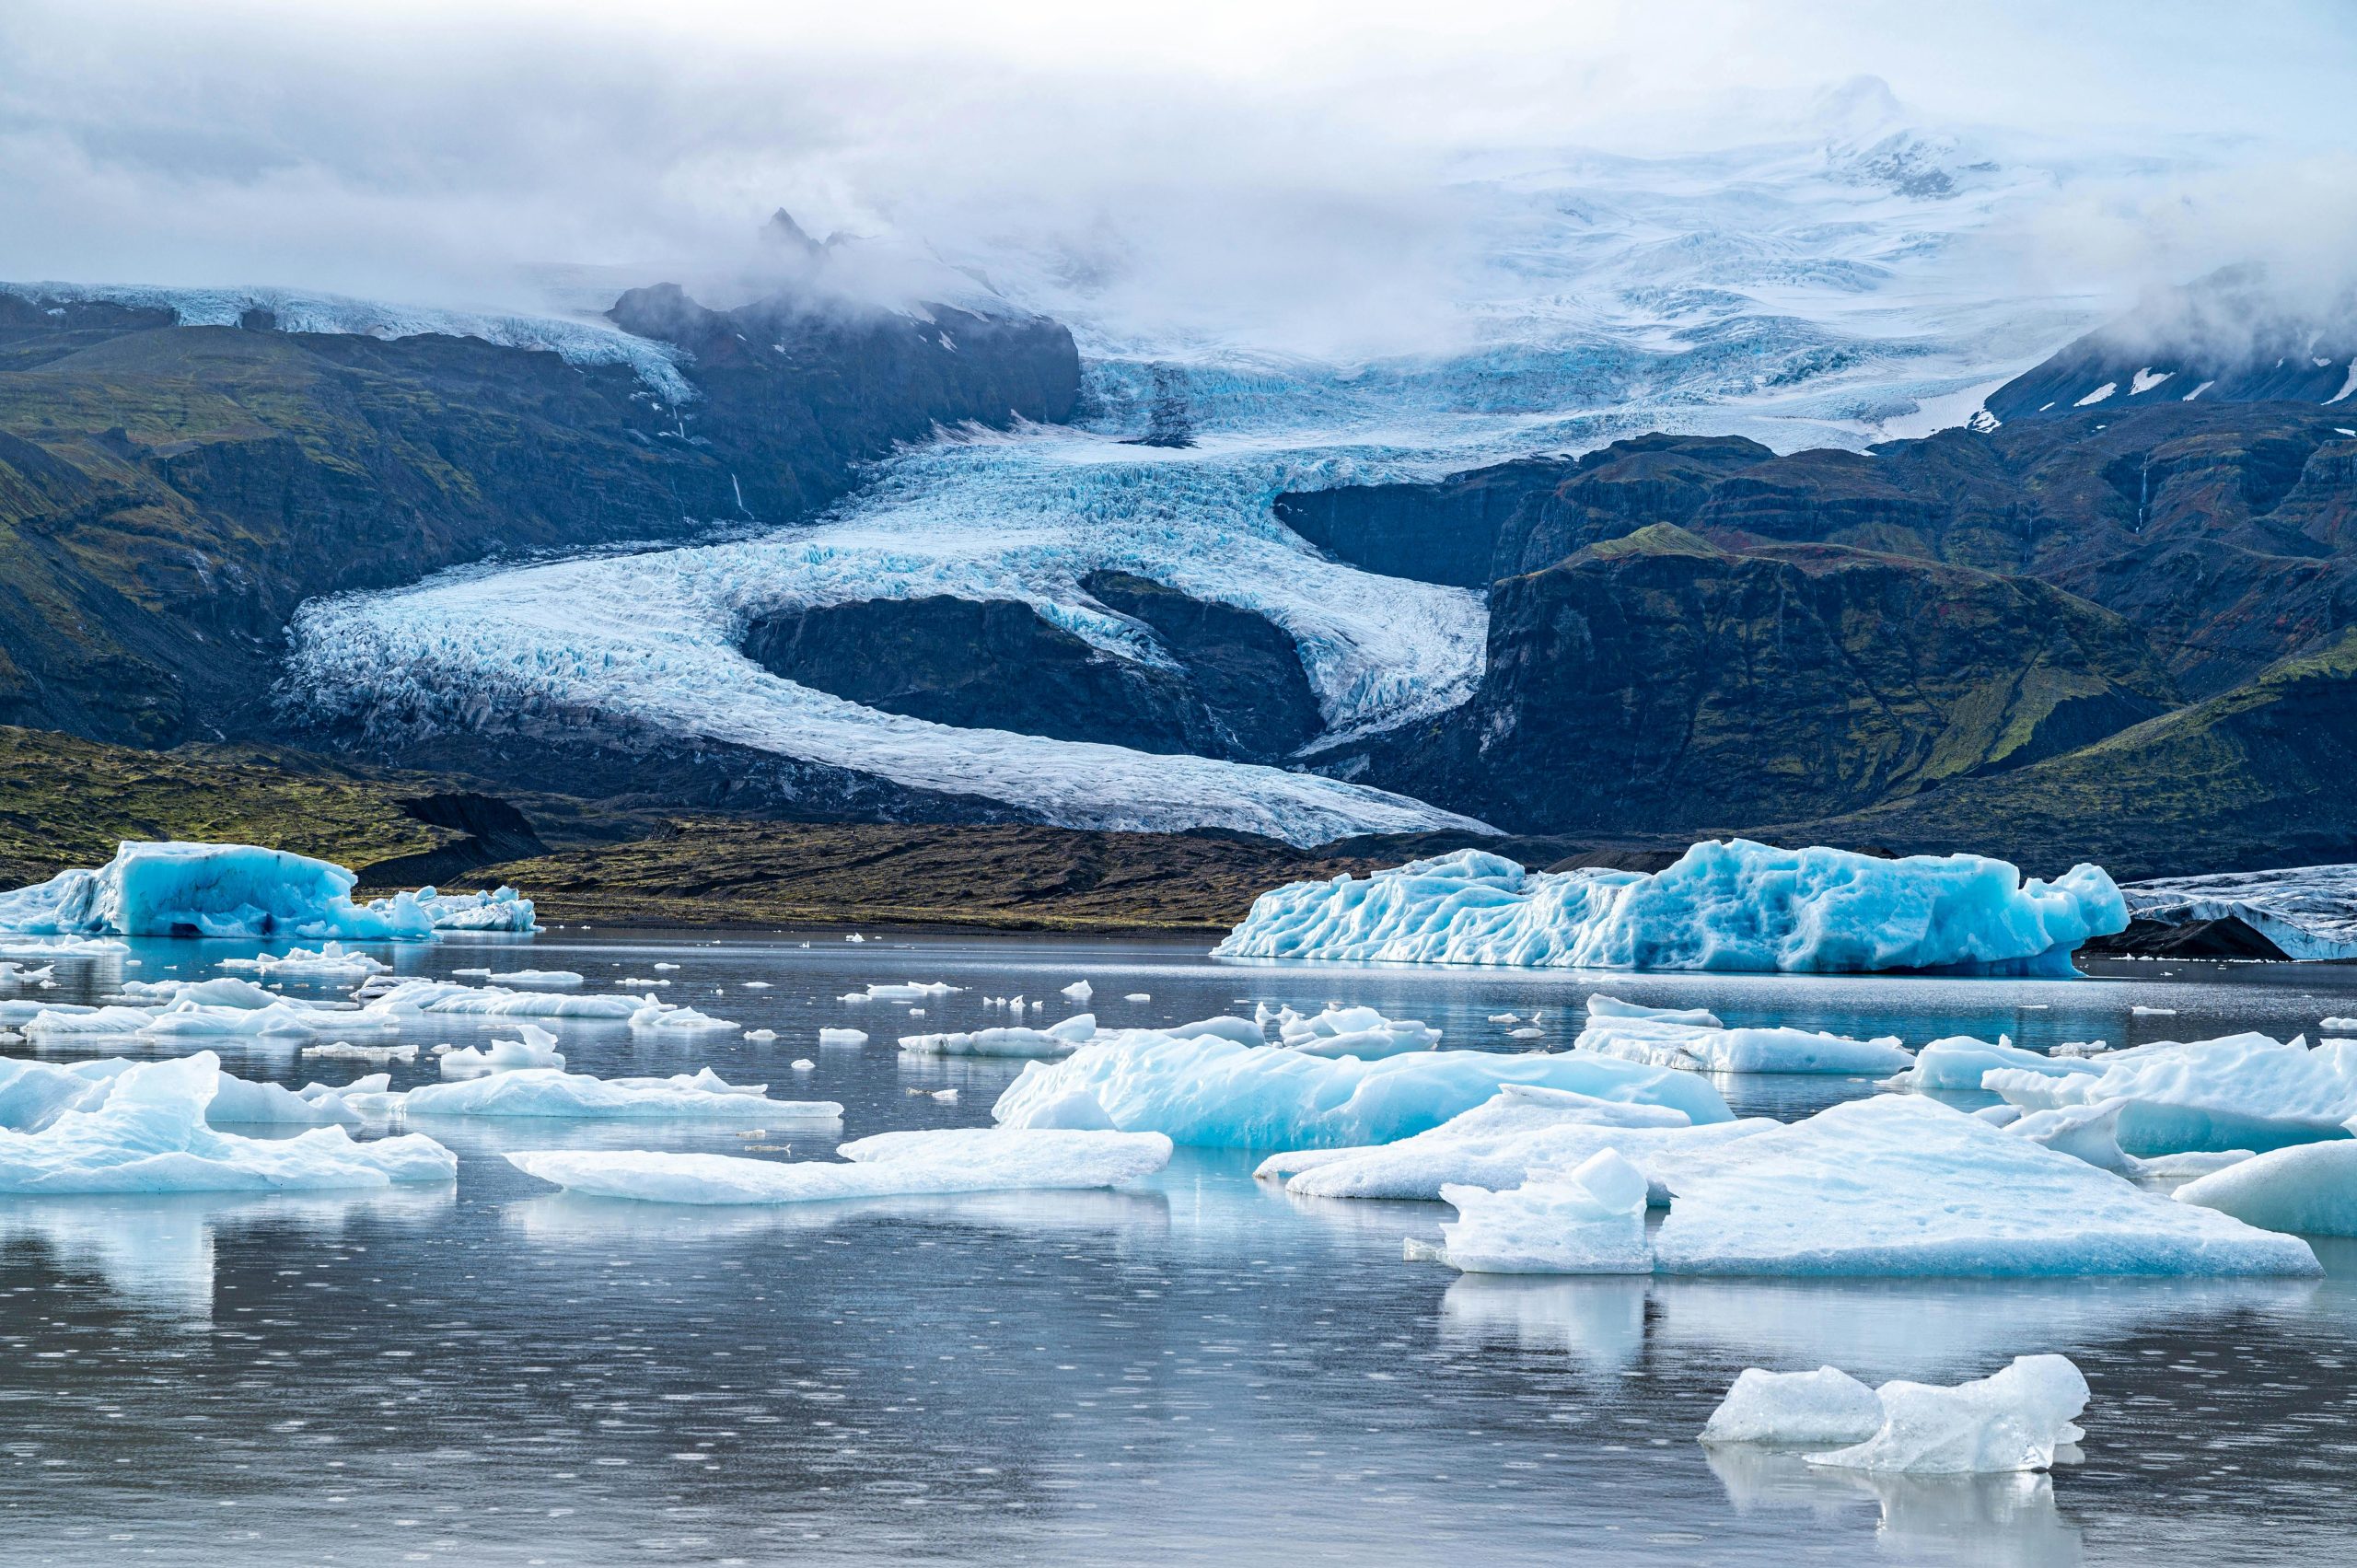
[742, 577, 1322, 765]
[1341, 524, 2180, 835]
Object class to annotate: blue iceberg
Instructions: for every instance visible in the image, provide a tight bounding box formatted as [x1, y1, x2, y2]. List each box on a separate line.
[1213, 841, 2127, 975]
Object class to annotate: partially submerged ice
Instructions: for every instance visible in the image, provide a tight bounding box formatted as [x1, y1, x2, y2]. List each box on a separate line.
[505, 1127, 1172, 1203]
[0, 841, 534, 939]
[1213, 841, 2125, 975]
[1703, 1355, 2091, 1475]
[993, 1017, 1734, 1148]
[1980, 1032, 2357, 1156]
[1647, 1096, 2317, 1277]
[1259, 1083, 1773, 1202]
[900, 1014, 1097, 1058]
[0, 1052, 454, 1193]
[1575, 995, 1912, 1075]
[2175, 1142, 2357, 1237]
[405, 1067, 839, 1121]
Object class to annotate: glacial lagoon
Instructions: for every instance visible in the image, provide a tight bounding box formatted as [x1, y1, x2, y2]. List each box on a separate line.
[5, 929, 2355, 1566]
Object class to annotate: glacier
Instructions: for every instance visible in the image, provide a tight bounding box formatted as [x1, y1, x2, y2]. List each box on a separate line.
[1703, 1356, 2092, 1476]
[991, 1016, 1732, 1148]
[273, 117, 2115, 840]
[2119, 864, 2357, 961]
[0, 1052, 455, 1194]
[505, 1128, 1172, 1204]
[1213, 842, 2126, 974]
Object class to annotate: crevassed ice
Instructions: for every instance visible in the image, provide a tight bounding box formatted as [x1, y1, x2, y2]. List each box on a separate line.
[1214, 842, 2127, 974]
[0, 1052, 454, 1194]
[2120, 864, 2357, 961]
[505, 1127, 1173, 1203]
[992, 1018, 1733, 1148]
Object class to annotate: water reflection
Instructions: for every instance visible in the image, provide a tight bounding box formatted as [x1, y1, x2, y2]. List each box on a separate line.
[1704, 1446, 2085, 1566]
[1440, 1273, 1649, 1374]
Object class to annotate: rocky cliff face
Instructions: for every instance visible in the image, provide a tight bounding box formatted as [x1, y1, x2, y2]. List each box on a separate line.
[0, 283, 1079, 746]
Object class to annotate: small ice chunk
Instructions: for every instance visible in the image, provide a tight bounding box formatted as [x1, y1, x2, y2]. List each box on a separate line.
[742, 981, 772, 990]
[628, 998, 740, 1036]
[652, 962, 680, 970]
[408, 1066, 837, 1120]
[1277, 1004, 1441, 1060]
[301, 1040, 419, 1064]
[791, 1059, 816, 1072]
[506, 1128, 1173, 1203]
[1124, 993, 1152, 1002]
[2131, 1005, 2177, 1016]
[1489, 1013, 1520, 1024]
[1586, 994, 1723, 1027]
[840, 982, 960, 1003]
[745, 1028, 779, 1042]
[818, 1028, 868, 1048]
[1701, 1367, 1885, 1446]
[1807, 1356, 2091, 1474]
[901, 1014, 1097, 1058]
[440, 1024, 565, 1075]
[486, 970, 585, 988]
[1439, 1149, 1653, 1273]
[1579, 1013, 1911, 1075]
[1062, 981, 1093, 1001]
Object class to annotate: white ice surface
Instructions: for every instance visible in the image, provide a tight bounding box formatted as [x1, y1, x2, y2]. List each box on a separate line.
[992, 1018, 1732, 1148]
[1701, 1367, 1887, 1447]
[1441, 1149, 1654, 1273]
[899, 1013, 1097, 1058]
[438, 1025, 566, 1074]
[1807, 1355, 2090, 1474]
[2174, 1141, 2357, 1236]
[1274, 1004, 1443, 1059]
[219, 942, 389, 981]
[1214, 842, 2125, 974]
[505, 1127, 1171, 1202]
[404, 1067, 837, 1121]
[1894, 1035, 2104, 1091]
[1980, 1032, 2357, 1155]
[1647, 1096, 2317, 1276]
[0, 1052, 454, 1194]
[1576, 1013, 1912, 1075]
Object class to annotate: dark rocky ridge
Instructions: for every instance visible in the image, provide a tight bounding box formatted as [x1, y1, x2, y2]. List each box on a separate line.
[740, 575, 1320, 764]
[0, 281, 1079, 748]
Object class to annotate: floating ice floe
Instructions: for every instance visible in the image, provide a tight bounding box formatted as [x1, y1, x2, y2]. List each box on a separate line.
[483, 969, 583, 988]
[1124, 993, 1151, 1002]
[398, 885, 538, 934]
[118, 976, 290, 1008]
[818, 1028, 868, 1047]
[2175, 1142, 2357, 1236]
[1575, 995, 1912, 1075]
[2119, 864, 2357, 960]
[0, 961, 55, 985]
[993, 1018, 1732, 1148]
[0, 935, 130, 959]
[1213, 842, 2126, 975]
[841, 981, 960, 1003]
[219, 942, 389, 981]
[505, 1127, 1171, 1203]
[302, 1041, 418, 1064]
[366, 978, 641, 1018]
[1703, 1355, 2091, 1475]
[1440, 1149, 1654, 1272]
[1980, 1031, 2357, 1155]
[438, 1025, 566, 1074]
[1062, 981, 1093, 1002]
[1258, 1084, 1776, 1202]
[1887, 1035, 2104, 1091]
[628, 998, 740, 1036]
[1272, 1005, 1442, 1059]
[1644, 1096, 2316, 1276]
[405, 1067, 836, 1120]
[900, 1014, 1097, 1058]
[0, 1053, 453, 1193]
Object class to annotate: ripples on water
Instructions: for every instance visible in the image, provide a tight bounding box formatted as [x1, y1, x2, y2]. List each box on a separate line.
[4, 932, 2354, 1565]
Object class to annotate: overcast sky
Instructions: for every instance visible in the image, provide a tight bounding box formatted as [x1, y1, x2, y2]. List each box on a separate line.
[4, 0, 2351, 346]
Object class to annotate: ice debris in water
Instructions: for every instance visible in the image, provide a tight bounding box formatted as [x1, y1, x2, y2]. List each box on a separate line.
[1703, 1355, 2091, 1475]
[0, 842, 534, 939]
[1646, 1096, 2317, 1277]
[1213, 842, 2126, 975]
[1273, 1005, 1442, 1059]
[791, 1059, 816, 1072]
[302, 1041, 418, 1064]
[1062, 981, 1092, 1002]
[1574, 994, 1912, 1074]
[484, 969, 584, 988]
[818, 1028, 868, 1047]
[628, 998, 740, 1036]
[1256, 1084, 1775, 1202]
[0, 1052, 453, 1193]
[438, 1025, 566, 1075]
[1980, 1031, 2357, 1156]
[405, 1067, 837, 1121]
[217, 942, 389, 981]
[744, 1028, 778, 1042]
[1440, 1149, 1654, 1273]
[841, 981, 960, 1003]
[2175, 1142, 2357, 1237]
[900, 1014, 1097, 1058]
[993, 1015, 1732, 1148]
[366, 979, 642, 1018]
[1124, 993, 1151, 1002]
[0, 1055, 383, 1131]
[505, 1127, 1172, 1203]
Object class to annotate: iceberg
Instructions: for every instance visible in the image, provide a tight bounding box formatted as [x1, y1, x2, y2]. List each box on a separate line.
[1701, 1367, 1887, 1447]
[1259, 1084, 1774, 1202]
[390, 885, 538, 934]
[2119, 864, 2357, 960]
[1439, 1149, 1655, 1273]
[628, 998, 740, 1036]
[404, 1067, 838, 1121]
[899, 1014, 1097, 1057]
[1980, 1032, 2357, 1155]
[1213, 842, 2126, 975]
[2175, 1142, 2357, 1236]
[505, 1127, 1172, 1202]
[0, 841, 435, 940]
[0, 1053, 454, 1193]
[1576, 999, 1911, 1075]
[0, 1055, 380, 1130]
[1274, 1005, 1442, 1059]
[1648, 1096, 2317, 1276]
[438, 1025, 566, 1074]
[993, 1019, 1733, 1148]
[1807, 1356, 2091, 1475]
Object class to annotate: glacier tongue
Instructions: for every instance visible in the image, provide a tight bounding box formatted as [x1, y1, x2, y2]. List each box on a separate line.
[1214, 842, 2128, 974]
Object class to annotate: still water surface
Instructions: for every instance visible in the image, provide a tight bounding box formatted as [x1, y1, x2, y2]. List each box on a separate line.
[3, 929, 2354, 1565]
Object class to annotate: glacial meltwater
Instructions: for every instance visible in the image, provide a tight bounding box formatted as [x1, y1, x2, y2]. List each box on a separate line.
[5, 931, 2356, 1566]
